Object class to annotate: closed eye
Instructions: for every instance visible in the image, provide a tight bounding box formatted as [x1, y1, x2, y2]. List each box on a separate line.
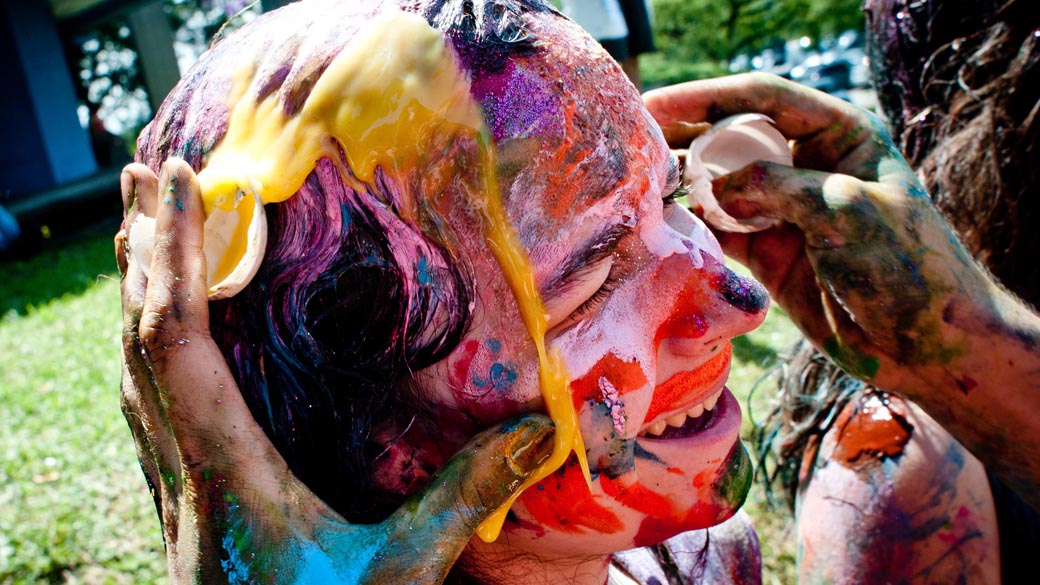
[565, 270, 620, 322]
[544, 226, 629, 329]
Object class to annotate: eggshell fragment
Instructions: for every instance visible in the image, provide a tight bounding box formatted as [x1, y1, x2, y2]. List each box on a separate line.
[126, 189, 267, 299]
[685, 113, 793, 233]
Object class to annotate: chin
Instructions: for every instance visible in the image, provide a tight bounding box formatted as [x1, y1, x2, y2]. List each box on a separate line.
[500, 391, 752, 556]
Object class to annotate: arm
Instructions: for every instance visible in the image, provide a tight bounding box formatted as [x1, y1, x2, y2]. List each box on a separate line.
[115, 159, 555, 583]
[643, 72, 1040, 508]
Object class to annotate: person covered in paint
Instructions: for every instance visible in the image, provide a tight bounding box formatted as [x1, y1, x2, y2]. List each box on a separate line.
[116, 0, 769, 582]
[643, 1, 1040, 582]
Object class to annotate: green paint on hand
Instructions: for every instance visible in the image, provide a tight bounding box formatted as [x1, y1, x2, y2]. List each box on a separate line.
[824, 337, 881, 380]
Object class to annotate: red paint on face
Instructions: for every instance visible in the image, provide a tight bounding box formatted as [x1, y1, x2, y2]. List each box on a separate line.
[666, 467, 684, 476]
[449, 339, 480, 389]
[644, 346, 731, 423]
[569, 352, 648, 411]
[632, 503, 725, 548]
[599, 476, 674, 519]
[654, 280, 710, 344]
[519, 459, 623, 535]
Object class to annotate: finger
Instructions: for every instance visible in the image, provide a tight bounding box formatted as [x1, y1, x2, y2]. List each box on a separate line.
[374, 415, 555, 584]
[712, 161, 886, 250]
[644, 73, 866, 142]
[119, 166, 182, 499]
[138, 160, 286, 471]
[122, 163, 159, 219]
[644, 73, 875, 170]
[140, 158, 210, 368]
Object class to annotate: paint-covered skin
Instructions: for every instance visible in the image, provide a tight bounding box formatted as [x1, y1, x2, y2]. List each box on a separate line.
[116, 161, 557, 583]
[644, 73, 1040, 509]
[797, 393, 1000, 584]
[123, 1, 770, 582]
[391, 12, 770, 561]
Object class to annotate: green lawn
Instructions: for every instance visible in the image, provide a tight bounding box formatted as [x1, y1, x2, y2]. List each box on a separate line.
[0, 223, 798, 583]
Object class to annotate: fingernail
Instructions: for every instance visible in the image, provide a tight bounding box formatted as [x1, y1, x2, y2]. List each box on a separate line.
[121, 169, 136, 217]
[503, 416, 554, 477]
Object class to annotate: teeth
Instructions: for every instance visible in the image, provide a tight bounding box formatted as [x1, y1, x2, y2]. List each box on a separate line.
[703, 390, 721, 411]
[666, 413, 688, 427]
[642, 389, 727, 437]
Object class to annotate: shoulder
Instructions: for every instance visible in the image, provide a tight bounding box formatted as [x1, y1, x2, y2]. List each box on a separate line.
[797, 391, 1000, 584]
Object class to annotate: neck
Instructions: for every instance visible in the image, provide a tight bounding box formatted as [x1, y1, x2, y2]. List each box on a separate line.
[457, 535, 612, 585]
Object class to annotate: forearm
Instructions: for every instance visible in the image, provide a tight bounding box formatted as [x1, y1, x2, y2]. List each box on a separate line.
[894, 282, 1040, 509]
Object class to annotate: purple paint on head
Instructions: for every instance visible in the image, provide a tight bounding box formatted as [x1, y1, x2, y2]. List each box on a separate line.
[469, 59, 562, 142]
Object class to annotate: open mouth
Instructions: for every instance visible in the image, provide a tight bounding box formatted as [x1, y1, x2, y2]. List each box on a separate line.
[637, 388, 725, 439]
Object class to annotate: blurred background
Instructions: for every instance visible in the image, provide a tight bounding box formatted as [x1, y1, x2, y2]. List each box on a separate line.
[0, 0, 866, 582]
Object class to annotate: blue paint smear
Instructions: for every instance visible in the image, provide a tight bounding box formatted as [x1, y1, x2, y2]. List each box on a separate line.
[220, 503, 253, 584]
[417, 256, 433, 285]
[300, 526, 389, 584]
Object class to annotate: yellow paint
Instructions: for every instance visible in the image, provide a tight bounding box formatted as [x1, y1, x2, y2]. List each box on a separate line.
[194, 10, 589, 541]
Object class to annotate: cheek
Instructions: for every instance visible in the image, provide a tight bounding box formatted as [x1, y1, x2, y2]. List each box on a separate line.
[441, 336, 539, 423]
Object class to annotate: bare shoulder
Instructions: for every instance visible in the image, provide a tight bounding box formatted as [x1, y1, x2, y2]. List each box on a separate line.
[797, 391, 1000, 584]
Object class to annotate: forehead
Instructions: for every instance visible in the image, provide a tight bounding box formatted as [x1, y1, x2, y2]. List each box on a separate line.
[461, 13, 669, 242]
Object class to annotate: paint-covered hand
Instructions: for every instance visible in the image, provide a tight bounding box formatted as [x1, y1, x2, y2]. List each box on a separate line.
[114, 159, 555, 584]
[643, 73, 1001, 398]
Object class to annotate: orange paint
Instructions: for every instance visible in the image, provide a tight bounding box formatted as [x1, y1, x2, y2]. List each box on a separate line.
[666, 467, 684, 476]
[833, 391, 914, 467]
[520, 460, 623, 535]
[569, 353, 648, 411]
[599, 475, 674, 518]
[645, 346, 731, 423]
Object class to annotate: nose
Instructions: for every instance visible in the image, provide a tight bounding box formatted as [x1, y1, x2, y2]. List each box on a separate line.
[652, 207, 769, 357]
[652, 253, 768, 357]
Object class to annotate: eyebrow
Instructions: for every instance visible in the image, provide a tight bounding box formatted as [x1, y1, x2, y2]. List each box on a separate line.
[541, 223, 632, 297]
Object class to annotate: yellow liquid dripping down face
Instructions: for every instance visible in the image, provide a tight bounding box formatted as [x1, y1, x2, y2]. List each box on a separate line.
[193, 10, 588, 542]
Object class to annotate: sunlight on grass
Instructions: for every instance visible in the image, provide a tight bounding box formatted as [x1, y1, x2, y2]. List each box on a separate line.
[730, 302, 801, 585]
[0, 229, 165, 583]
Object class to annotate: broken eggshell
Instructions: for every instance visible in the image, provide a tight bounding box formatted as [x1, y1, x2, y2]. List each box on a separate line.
[684, 113, 794, 233]
[127, 188, 267, 300]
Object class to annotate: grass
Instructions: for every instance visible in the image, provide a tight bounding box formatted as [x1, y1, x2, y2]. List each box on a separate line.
[0, 221, 166, 584]
[0, 222, 800, 584]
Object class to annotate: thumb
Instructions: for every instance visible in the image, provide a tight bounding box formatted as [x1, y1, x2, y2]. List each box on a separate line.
[713, 161, 881, 250]
[374, 415, 554, 582]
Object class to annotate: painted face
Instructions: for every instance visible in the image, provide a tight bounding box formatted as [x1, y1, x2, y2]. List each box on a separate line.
[386, 15, 770, 554]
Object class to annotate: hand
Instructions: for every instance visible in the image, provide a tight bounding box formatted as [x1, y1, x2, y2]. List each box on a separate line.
[644, 73, 995, 396]
[644, 73, 1040, 506]
[114, 159, 555, 584]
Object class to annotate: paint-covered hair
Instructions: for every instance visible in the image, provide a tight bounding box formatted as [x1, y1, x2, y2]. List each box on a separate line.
[135, 0, 561, 522]
[757, 0, 1040, 509]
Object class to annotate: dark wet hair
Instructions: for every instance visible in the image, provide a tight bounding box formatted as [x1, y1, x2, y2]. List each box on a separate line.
[136, 0, 557, 522]
[756, 0, 1040, 507]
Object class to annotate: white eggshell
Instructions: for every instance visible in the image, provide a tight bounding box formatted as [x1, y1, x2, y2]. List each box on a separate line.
[128, 214, 156, 278]
[206, 189, 267, 300]
[685, 113, 793, 233]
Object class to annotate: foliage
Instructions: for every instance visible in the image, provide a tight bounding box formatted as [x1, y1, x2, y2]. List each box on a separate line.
[648, 0, 865, 78]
